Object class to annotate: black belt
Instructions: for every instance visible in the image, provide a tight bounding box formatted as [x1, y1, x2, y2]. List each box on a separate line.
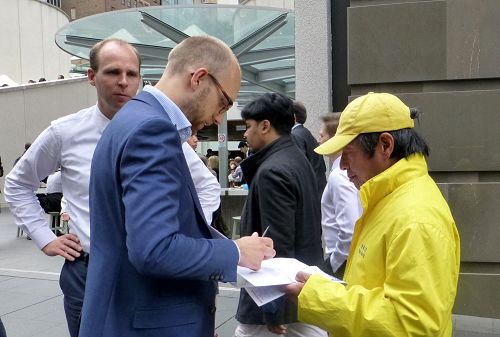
[74, 252, 90, 264]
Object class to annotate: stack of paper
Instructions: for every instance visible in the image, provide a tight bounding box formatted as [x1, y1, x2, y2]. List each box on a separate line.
[234, 257, 344, 306]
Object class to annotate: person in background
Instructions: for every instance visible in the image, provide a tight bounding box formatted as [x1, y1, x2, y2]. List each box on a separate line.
[235, 93, 325, 337]
[13, 143, 31, 167]
[37, 169, 63, 214]
[231, 156, 244, 186]
[187, 134, 199, 151]
[182, 141, 220, 225]
[4, 39, 142, 337]
[236, 140, 249, 159]
[291, 101, 327, 200]
[80, 35, 275, 337]
[318, 113, 361, 278]
[208, 155, 220, 180]
[286, 92, 460, 337]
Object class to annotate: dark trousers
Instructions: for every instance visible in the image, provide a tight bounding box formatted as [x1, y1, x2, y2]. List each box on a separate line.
[59, 259, 88, 337]
[0, 317, 6, 337]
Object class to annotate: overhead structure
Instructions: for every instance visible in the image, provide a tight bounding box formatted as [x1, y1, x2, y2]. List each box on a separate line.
[55, 5, 295, 105]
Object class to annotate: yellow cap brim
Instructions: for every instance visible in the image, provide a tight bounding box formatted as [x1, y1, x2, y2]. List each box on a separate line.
[314, 134, 358, 155]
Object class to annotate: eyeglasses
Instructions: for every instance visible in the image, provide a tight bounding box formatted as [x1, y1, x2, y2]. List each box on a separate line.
[206, 73, 233, 111]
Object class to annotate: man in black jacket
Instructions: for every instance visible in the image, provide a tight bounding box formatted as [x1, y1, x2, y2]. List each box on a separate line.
[291, 101, 327, 198]
[234, 93, 326, 337]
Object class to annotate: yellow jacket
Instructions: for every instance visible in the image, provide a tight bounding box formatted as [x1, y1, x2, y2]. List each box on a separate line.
[298, 154, 460, 337]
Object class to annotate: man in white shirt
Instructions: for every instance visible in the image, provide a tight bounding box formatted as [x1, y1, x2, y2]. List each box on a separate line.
[318, 113, 362, 278]
[182, 142, 220, 225]
[4, 39, 142, 337]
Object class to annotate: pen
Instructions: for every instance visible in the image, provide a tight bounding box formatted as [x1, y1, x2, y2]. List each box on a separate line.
[262, 225, 270, 237]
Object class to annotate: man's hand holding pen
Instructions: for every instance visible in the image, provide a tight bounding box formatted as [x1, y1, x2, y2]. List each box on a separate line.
[235, 230, 275, 271]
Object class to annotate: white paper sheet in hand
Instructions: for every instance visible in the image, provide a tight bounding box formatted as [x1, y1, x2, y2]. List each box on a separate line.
[235, 258, 345, 306]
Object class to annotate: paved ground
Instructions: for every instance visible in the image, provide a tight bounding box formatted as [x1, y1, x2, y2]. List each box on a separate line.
[0, 207, 498, 337]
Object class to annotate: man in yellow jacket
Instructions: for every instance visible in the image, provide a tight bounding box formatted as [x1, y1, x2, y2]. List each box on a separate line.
[286, 92, 460, 337]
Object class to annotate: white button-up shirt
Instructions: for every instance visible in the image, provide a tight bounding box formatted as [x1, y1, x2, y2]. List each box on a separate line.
[5, 104, 109, 252]
[321, 157, 362, 272]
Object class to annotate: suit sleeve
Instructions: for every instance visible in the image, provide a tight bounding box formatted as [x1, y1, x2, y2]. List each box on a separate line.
[120, 118, 238, 281]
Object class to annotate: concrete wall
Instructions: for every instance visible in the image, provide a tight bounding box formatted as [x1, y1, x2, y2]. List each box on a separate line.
[294, 1, 331, 138]
[0, 0, 72, 84]
[347, 0, 500, 318]
[295, 0, 500, 319]
[0, 78, 97, 206]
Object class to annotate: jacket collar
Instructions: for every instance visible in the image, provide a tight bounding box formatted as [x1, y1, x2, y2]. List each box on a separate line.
[240, 135, 294, 184]
[360, 153, 428, 212]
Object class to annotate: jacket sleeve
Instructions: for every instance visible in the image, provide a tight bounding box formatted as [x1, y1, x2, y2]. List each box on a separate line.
[120, 118, 238, 281]
[297, 222, 458, 337]
[254, 168, 298, 324]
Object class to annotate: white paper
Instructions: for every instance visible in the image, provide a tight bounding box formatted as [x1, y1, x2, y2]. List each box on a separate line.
[234, 257, 345, 306]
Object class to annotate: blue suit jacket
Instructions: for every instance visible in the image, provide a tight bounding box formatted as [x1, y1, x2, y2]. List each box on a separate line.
[79, 91, 239, 337]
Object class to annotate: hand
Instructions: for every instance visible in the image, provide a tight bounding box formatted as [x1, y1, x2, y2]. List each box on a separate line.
[284, 271, 311, 303]
[267, 324, 287, 334]
[60, 212, 70, 222]
[42, 234, 82, 261]
[235, 232, 275, 270]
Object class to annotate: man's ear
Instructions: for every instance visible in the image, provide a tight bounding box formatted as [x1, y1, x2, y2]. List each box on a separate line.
[378, 132, 394, 160]
[189, 68, 209, 90]
[260, 120, 272, 134]
[87, 68, 96, 87]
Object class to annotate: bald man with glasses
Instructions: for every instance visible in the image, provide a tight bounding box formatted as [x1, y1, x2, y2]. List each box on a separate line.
[79, 36, 275, 337]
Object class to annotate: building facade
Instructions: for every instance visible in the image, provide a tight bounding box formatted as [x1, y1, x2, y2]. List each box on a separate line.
[295, 0, 500, 320]
[58, 0, 162, 20]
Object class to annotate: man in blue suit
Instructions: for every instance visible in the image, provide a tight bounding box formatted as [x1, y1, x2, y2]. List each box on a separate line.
[79, 36, 275, 337]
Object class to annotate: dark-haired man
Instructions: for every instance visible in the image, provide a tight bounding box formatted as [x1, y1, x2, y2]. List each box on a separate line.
[4, 39, 142, 337]
[291, 101, 327, 199]
[234, 93, 325, 337]
[286, 92, 460, 337]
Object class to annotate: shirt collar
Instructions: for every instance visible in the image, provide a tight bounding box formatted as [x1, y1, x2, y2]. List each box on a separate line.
[143, 85, 192, 143]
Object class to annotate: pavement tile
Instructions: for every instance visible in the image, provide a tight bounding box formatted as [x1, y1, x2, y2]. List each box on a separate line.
[1, 208, 500, 337]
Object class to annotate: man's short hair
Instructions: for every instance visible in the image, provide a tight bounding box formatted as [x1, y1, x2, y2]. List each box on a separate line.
[293, 100, 307, 124]
[89, 39, 141, 72]
[320, 113, 341, 138]
[356, 107, 430, 160]
[167, 36, 237, 78]
[241, 93, 295, 136]
[238, 141, 247, 149]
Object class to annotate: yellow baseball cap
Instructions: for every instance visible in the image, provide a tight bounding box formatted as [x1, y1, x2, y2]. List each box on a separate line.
[315, 92, 414, 155]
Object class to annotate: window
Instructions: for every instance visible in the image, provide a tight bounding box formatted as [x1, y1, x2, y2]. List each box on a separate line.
[127, 0, 131, 7]
[70, 8, 76, 20]
[122, 0, 125, 4]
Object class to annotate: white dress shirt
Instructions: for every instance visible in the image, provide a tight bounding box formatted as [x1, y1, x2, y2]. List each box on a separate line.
[321, 157, 362, 272]
[4, 104, 109, 253]
[182, 143, 220, 224]
[46, 171, 62, 194]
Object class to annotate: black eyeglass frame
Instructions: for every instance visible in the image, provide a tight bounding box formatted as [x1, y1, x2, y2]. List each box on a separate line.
[206, 72, 234, 110]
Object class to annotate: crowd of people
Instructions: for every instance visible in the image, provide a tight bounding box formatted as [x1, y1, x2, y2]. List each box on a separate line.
[1, 36, 460, 337]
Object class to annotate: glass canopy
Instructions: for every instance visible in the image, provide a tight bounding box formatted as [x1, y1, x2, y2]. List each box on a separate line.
[55, 5, 295, 105]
